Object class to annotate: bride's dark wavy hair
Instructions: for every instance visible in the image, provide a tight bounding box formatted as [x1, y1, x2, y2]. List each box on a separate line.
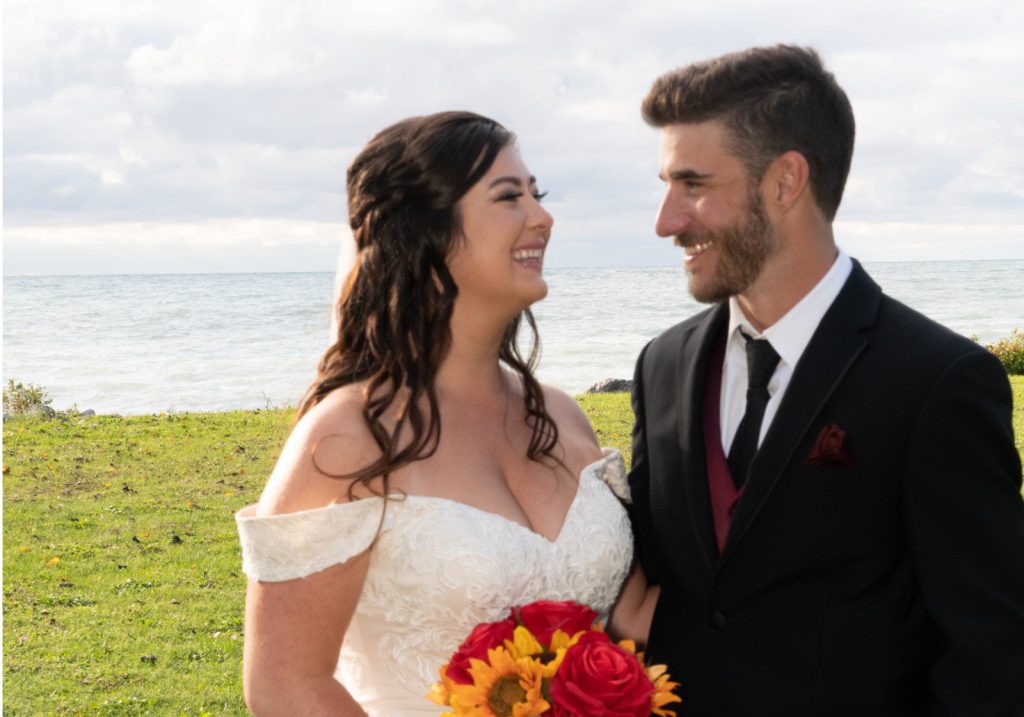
[297, 111, 558, 496]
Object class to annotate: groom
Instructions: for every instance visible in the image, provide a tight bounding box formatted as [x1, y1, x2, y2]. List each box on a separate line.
[628, 45, 1024, 716]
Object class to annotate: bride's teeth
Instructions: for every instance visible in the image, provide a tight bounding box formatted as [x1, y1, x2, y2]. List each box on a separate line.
[512, 248, 544, 261]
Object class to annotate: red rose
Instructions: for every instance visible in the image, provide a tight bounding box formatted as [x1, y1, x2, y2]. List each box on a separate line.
[805, 423, 855, 467]
[445, 616, 516, 685]
[549, 631, 654, 717]
[515, 600, 598, 646]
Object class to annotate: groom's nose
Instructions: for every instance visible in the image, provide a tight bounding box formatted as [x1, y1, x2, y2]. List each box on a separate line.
[655, 188, 691, 238]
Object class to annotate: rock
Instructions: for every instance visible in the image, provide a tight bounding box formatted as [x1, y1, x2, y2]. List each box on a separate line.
[28, 404, 56, 418]
[80, 409, 96, 417]
[585, 378, 633, 394]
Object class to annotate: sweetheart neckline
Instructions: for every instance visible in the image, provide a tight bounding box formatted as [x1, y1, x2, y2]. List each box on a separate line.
[236, 449, 623, 547]
[383, 466, 600, 545]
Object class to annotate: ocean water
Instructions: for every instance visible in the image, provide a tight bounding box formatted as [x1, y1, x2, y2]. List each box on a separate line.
[4, 261, 1022, 415]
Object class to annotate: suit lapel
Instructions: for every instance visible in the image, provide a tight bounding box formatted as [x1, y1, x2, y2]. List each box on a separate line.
[675, 302, 729, 571]
[719, 262, 882, 566]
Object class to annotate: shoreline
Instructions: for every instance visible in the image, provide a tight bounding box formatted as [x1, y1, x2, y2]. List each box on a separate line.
[4, 376, 1020, 424]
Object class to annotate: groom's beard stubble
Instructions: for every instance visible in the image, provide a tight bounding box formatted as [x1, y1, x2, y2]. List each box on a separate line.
[686, 190, 778, 305]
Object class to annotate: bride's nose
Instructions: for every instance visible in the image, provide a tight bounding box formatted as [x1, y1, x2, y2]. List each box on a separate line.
[531, 201, 554, 233]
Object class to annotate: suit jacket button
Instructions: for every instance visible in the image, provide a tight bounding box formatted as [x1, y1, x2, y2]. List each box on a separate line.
[710, 610, 727, 629]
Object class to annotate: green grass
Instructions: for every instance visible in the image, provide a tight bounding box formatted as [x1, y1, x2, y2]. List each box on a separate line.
[3, 381, 1023, 714]
[1011, 376, 1024, 464]
[576, 393, 635, 465]
[3, 410, 291, 715]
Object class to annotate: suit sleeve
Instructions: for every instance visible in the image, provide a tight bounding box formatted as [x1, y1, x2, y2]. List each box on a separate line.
[628, 340, 663, 585]
[903, 347, 1024, 716]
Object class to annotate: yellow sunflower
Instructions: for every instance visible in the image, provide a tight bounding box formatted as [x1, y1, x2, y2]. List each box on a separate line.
[426, 664, 455, 707]
[449, 646, 550, 717]
[549, 628, 585, 651]
[646, 663, 683, 716]
[506, 625, 544, 659]
[617, 638, 638, 655]
[541, 628, 587, 676]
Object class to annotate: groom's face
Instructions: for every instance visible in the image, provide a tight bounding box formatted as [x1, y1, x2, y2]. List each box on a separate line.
[655, 121, 778, 303]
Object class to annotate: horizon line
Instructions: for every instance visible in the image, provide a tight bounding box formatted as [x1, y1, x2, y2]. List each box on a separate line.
[4, 255, 1024, 280]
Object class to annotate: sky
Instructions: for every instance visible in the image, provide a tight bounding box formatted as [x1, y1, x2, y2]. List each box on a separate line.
[3, 0, 1023, 275]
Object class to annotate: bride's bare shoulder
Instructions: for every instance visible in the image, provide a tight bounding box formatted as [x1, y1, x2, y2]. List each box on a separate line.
[538, 383, 601, 455]
[255, 382, 383, 516]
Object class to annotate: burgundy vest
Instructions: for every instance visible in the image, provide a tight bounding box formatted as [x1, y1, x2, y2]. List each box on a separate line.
[702, 331, 743, 553]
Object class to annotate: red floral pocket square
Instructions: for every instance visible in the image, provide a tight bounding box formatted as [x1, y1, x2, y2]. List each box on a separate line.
[804, 423, 855, 467]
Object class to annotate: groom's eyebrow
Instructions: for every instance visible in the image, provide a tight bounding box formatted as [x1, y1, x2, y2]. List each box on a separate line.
[662, 168, 713, 182]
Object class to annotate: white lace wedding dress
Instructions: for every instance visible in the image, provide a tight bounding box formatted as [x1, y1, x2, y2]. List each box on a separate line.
[236, 448, 634, 716]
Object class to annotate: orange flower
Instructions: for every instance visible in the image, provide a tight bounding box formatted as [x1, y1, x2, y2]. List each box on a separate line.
[647, 663, 683, 716]
[426, 664, 455, 707]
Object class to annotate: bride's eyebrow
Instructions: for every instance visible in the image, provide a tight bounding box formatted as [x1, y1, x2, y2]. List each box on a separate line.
[488, 175, 538, 189]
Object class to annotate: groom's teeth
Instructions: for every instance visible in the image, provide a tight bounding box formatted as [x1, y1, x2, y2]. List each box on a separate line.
[685, 241, 713, 257]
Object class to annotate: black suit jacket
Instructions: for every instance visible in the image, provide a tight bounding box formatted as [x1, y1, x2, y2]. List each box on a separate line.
[629, 261, 1024, 716]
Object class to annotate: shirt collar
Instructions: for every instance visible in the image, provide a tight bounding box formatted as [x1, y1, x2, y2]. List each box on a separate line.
[727, 248, 853, 368]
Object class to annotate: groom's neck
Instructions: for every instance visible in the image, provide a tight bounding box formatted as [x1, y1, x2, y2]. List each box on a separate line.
[737, 228, 838, 332]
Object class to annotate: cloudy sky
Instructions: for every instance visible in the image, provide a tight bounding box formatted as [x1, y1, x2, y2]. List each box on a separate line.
[4, 0, 1023, 275]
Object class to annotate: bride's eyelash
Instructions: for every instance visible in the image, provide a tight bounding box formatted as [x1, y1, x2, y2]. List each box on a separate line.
[497, 190, 549, 203]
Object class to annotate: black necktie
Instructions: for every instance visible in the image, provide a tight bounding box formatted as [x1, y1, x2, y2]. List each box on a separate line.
[727, 332, 780, 489]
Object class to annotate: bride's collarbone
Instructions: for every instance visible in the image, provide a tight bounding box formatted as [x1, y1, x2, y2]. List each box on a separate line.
[389, 446, 578, 533]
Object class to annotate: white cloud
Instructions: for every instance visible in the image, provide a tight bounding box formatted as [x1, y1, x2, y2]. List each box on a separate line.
[4, 0, 1024, 274]
[345, 89, 387, 105]
[125, 12, 327, 88]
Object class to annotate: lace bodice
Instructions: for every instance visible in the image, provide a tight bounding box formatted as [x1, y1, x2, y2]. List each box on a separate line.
[236, 449, 634, 717]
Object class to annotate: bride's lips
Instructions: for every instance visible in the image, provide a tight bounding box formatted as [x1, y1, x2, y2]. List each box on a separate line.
[511, 239, 547, 269]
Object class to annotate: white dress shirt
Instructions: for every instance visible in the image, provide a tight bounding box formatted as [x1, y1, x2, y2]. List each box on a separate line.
[720, 249, 854, 456]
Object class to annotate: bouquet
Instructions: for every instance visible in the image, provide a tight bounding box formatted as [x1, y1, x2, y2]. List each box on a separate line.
[427, 600, 681, 717]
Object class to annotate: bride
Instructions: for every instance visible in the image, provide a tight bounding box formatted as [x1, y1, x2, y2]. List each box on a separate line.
[237, 111, 657, 715]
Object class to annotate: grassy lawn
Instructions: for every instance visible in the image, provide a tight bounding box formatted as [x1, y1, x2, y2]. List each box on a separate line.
[3, 378, 1023, 714]
[3, 410, 291, 715]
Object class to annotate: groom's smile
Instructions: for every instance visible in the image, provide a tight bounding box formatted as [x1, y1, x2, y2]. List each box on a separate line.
[656, 120, 778, 304]
[681, 239, 713, 256]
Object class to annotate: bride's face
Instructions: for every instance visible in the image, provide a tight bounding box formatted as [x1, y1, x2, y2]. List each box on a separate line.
[447, 145, 553, 316]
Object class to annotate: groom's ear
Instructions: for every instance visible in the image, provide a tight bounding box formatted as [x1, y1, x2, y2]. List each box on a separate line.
[765, 150, 811, 214]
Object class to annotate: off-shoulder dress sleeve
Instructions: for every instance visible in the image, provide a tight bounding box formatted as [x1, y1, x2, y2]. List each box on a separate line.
[235, 498, 387, 582]
[596, 447, 631, 503]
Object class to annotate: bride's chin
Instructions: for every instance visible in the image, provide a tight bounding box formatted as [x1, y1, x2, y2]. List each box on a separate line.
[522, 280, 549, 306]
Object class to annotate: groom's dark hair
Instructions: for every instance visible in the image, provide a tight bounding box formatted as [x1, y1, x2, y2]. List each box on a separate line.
[642, 45, 855, 221]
